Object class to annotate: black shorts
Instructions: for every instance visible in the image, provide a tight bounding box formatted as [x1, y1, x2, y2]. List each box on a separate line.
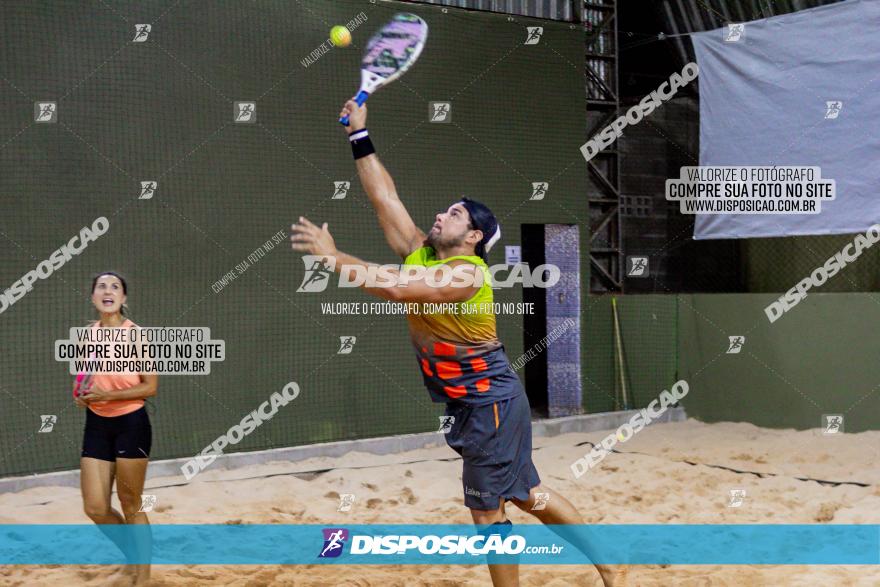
[82, 407, 152, 462]
[443, 391, 541, 510]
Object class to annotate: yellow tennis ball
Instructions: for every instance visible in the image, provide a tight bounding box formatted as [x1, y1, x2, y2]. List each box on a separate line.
[330, 26, 351, 48]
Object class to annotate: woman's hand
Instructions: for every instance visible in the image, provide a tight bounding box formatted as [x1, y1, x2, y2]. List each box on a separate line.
[74, 395, 89, 408]
[79, 384, 111, 403]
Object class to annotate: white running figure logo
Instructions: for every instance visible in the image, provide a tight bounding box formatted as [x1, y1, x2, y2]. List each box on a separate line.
[321, 529, 347, 557]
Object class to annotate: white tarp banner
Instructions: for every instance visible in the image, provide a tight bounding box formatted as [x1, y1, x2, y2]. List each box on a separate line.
[691, 0, 880, 239]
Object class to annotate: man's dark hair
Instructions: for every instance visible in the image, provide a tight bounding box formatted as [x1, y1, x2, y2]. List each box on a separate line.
[459, 197, 501, 261]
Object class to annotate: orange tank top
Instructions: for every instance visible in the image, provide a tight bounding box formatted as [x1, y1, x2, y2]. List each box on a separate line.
[87, 319, 145, 417]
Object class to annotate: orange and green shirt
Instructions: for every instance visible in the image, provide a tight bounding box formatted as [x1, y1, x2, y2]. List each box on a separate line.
[403, 246, 522, 405]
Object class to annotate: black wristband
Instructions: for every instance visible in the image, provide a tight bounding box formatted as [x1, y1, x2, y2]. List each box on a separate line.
[349, 128, 375, 159]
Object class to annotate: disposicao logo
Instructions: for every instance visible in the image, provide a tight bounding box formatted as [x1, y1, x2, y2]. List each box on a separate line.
[318, 528, 349, 558]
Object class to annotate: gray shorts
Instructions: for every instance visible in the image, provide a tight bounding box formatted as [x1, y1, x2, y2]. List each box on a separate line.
[443, 391, 541, 510]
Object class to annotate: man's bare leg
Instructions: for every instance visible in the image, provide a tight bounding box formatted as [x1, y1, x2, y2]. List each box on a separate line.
[510, 484, 628, 586]
[471, 499, 519, 587]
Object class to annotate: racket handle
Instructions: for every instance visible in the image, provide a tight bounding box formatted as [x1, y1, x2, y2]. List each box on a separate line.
[73, 373, 93, 397]
[73, 372, 84, 397]
[339, 90, 370, 126]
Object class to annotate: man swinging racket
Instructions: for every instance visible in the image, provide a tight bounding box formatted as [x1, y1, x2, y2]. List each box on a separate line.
[290, 99, 627, 587]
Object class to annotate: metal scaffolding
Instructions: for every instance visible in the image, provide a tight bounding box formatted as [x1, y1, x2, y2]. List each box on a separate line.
[582, 0, 621, 292]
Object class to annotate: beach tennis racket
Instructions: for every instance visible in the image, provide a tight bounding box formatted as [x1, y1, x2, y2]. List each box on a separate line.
[73, 350, 96, 398]
[338, 12, 428, 126]
[73, 371, 94, 398]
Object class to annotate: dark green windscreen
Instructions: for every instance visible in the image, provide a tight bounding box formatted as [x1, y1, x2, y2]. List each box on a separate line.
[0, 0, 589, 477]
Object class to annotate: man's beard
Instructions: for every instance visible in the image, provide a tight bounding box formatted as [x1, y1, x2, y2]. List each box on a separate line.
[425, 229, 465, 250]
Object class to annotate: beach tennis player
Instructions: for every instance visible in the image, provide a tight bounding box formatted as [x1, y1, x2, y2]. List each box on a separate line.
[290, 100, 627, 587]
[75, 272, 157, 586]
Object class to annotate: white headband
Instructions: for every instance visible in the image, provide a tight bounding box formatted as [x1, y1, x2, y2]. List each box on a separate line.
[484, 225, 501, 254]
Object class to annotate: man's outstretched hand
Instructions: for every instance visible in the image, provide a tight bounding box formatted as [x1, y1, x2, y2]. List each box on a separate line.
[340, 99, 367, 133]
[290, 217, 337, 257]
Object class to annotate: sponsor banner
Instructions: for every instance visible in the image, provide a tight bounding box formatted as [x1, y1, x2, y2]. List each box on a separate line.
[0, 524, 876, 564]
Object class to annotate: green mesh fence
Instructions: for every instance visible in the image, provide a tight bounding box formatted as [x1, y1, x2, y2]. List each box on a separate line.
[0, 0, 590, 477]
[744, 236, 880, 292]
[583, 295, 678, 414]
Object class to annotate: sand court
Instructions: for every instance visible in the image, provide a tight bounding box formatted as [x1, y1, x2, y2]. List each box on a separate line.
[2, 419, 878, 586]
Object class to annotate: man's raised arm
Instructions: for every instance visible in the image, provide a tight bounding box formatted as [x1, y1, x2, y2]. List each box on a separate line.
[340, 99, 426, 259]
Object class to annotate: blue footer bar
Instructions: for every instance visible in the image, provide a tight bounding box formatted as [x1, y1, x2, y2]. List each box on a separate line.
[0, 524, 877, 565]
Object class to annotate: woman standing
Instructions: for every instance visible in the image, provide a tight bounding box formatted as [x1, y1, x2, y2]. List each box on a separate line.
[75, 272, 157, 586]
